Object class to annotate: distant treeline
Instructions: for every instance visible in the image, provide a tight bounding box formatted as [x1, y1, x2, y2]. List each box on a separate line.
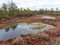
[0, 2, 60, 21]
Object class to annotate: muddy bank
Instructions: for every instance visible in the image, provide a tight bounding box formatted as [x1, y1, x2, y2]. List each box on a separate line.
[0, 15, 60, 29]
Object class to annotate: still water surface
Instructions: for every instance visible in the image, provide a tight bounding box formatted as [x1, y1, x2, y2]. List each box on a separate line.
[0, 22, 54, 41]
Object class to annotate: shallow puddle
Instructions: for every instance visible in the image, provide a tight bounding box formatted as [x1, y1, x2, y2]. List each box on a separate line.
[42, 16, 56, 19]
[0, 22, 54, 41]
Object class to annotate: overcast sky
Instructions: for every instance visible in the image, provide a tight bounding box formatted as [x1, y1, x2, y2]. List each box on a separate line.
[0, 0, 60, 10]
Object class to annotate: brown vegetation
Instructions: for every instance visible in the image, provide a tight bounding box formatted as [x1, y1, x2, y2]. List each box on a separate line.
[0, 15, 60, 45]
